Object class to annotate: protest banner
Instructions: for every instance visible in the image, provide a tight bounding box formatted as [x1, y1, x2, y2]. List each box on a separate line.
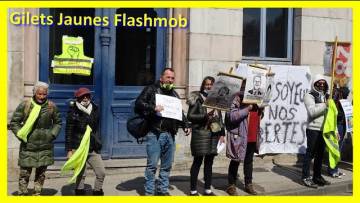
[155, 94, 183, 121]
[258, 65, 311, 154]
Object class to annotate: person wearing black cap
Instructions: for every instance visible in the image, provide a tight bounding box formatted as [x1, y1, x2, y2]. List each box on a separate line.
[65, 87, 105, 195]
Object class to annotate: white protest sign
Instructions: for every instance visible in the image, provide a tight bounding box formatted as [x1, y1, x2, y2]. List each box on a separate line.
[155, 94, 183, 121]
[339, 99, 353, 132]
[258, 65, 311, 154]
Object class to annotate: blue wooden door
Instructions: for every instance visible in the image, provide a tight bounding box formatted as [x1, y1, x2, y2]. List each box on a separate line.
[107, 8, 167, 158]
[39, 8, 166, 159]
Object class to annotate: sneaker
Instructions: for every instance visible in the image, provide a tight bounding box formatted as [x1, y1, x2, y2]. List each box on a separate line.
[331, 172, 342, 179]
[313, 176, 331, 186]
[203, 191, 216, 196]
[226, 184, 238, 196]
[17, 191, 29, 196]
[302, 177, 318, 188]
[338, 172, 346, 176]
[244, 184, 257, 195]
[92, 189, 104, 196]
[189, 192, 199, 196]
[74, 189, 86, 196]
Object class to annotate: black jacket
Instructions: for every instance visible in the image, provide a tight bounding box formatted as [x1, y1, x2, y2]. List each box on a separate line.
[65, 101, 102, 153]
[187, 91, 224, 156]
[135, 81, 189, 137]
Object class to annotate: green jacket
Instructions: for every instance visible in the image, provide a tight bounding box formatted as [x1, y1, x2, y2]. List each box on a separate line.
[10, 99, 62, 168]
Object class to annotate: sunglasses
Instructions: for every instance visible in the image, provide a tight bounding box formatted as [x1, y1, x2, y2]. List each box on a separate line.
[316, 80, 326, 85]
[78, 94, 91, 100]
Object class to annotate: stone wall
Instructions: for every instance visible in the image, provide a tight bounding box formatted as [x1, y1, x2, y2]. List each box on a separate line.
[7, 8, 39, 181]
[188, 9, 243, 93]
[294, 8, 352, 76]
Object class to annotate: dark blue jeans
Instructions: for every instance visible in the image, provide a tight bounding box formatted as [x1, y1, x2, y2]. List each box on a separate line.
[302, 129, 326, 179]
[144, 132, 175, 195]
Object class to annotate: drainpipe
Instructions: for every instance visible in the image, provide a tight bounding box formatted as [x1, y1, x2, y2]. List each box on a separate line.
[167, 8, 173, 68]
[99, 8, 112, 159]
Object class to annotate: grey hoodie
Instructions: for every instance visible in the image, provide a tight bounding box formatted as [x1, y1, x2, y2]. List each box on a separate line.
[304, 74, 328, 131]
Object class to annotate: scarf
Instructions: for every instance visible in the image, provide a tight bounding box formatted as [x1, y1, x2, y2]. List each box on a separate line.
[61, 125, 92, 183]
[17, 98, 42, 143]
[76, 101, 93, 116]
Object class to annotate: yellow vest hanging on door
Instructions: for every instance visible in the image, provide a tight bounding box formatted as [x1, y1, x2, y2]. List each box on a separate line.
[51, 35, 94, 76]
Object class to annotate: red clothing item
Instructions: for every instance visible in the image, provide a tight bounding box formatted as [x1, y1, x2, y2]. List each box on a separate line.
[248, 110, 260, 142]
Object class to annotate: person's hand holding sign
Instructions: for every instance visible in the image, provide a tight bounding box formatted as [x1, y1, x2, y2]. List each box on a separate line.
[155, 105, 164, 112]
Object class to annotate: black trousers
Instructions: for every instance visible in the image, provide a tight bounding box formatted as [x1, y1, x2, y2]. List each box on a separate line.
[302, 129, 326, 179]
[190, 154, 215, 190]
[228, 142, 256, 185]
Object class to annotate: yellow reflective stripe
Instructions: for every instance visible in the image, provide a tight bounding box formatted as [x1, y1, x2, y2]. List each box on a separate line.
[53, 66, 91, 71]
[53, 57, 92, 63]
[53, 67, 91, 75]
[53, 61, 93, 68]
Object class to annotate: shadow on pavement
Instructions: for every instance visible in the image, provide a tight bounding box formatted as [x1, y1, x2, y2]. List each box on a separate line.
[115, 175, 222, 196]
[11, 188, 58, 196]
[115, 176, 145, 195]
[61, 183, 93, 196]
[271, 165, 303, 185]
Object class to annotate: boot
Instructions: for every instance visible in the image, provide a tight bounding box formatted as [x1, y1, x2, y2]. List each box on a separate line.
[75, 189, 86, 196]
[17, 191, 29, 196]
[226, 184, 238, 196]
[245, 183, 257, 195]
[92, 189, 104, 196]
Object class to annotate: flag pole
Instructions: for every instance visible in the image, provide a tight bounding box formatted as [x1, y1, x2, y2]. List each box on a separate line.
[330, 36, 338, 99]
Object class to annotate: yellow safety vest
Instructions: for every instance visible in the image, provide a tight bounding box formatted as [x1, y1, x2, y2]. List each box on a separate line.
[323, 99, 340, 169]
[51, 35, 94, 76]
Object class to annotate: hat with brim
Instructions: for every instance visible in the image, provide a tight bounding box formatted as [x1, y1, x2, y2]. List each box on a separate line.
[75, 87, 91, 98]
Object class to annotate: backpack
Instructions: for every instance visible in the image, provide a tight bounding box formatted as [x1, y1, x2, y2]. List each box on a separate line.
[23, 99, 54, 122]
[127, 86, 166, 144]
[126, 115, 149, 144]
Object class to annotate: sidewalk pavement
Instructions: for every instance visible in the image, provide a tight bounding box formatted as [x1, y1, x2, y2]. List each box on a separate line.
[7, 160, 352, 196]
